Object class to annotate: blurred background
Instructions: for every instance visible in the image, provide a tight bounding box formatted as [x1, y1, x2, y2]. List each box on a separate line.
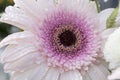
[0, 0, 119, 80]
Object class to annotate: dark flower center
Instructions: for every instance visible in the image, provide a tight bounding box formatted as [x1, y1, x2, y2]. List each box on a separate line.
[53, 26, 81, 52]
[59, 30, 76, 47]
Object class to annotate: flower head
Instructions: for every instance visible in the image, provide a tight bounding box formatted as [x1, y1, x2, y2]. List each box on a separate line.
[0, 0, 114, 80]
[104, 27, 120, 80]
[40, 9, 100, 70]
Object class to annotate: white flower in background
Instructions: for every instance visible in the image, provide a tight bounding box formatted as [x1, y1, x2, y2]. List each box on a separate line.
[104, 27, 120, 80]
[0, 0, 115, 80]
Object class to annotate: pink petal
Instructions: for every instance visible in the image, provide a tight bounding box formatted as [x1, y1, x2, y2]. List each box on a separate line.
[0, 6, 39, 31]
[60, 70, 82, 80]
[0, 31, 34, 48]
[1, 44, 38, 63]
[44, 68, 60, 80]
[28, 63, 49, 80]
[4, 52, 44, 72]
[83, 63, 110, 80]
[14, 0, 55, 20]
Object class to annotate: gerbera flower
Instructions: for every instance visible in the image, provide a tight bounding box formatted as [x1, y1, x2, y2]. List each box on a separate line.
[0, 0, 115, 80]
[104, 27, 120, 80]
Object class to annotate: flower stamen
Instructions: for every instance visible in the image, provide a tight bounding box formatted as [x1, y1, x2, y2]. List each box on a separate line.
[53, 25, 81, 52]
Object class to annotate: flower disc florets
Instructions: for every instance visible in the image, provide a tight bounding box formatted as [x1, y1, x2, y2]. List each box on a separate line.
[39, 10, 100, 70]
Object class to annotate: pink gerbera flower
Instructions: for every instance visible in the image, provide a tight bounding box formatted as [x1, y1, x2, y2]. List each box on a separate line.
[0, 0, 115, 80]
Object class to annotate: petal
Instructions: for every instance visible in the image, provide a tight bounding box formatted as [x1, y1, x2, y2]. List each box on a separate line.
[100, 28, 117, 49]
[1, 43, 38, 63]
[0, 6, 40, 31]
[81, 59, 110, 80]
[10, 66, 37, 80]
[101, 28, 117, 40]
[10, 66, 52, 80]
[103, 27, 120, 69]
[28, 63, 49, 80]
[60, 70, 82, 80]
[58, 0, 89, 9]
[4, 52, 44, 72]
[0, 31, 34, 48]
[80, 71, 91, 80]
[98, 8, 114, 30]
[14, 0, 92, 20]
[85, 64, 109, 80]
[58, 0, 97, 15]
[44, 68, 60, 80]
[14, 0, 56, 19]
[14, 0, 38, 19]
[108, 67, 120, 80]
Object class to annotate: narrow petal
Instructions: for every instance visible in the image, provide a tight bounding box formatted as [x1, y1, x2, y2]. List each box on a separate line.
[14, 0, 55, 19]
[4, 52, 44, 72]
[0, 31, 34, 48]
[100, 28, 117, 49]
[98, 8, 114, 30]
[59, 0, 89, 9]
[86, 64, 109, 80]
[58, 0, 97, 16]
[0, 6, 40, 31]
[81, 59, 110, 80]
[60, 70, 82, 80]
[14, 0, 38, 19]
[44, 68, 60, 80]
[80, 71, 91, 80]
[10, 65, 49, 80]
[28, 63, 49, 80]
[108, 67, 120, 80]
[10, 68, 35, 80]
[1, 43, 38, 63]
[96, 62, 110, 77]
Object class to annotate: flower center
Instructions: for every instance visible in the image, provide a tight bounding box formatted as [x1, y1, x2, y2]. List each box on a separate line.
[41, 10, 101, 70]
[59, 30, 76, 47]
[53, 26, 81, 52]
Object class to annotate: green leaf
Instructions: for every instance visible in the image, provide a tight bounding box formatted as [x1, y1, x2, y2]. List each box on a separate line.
[106, 7, 119, 28]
